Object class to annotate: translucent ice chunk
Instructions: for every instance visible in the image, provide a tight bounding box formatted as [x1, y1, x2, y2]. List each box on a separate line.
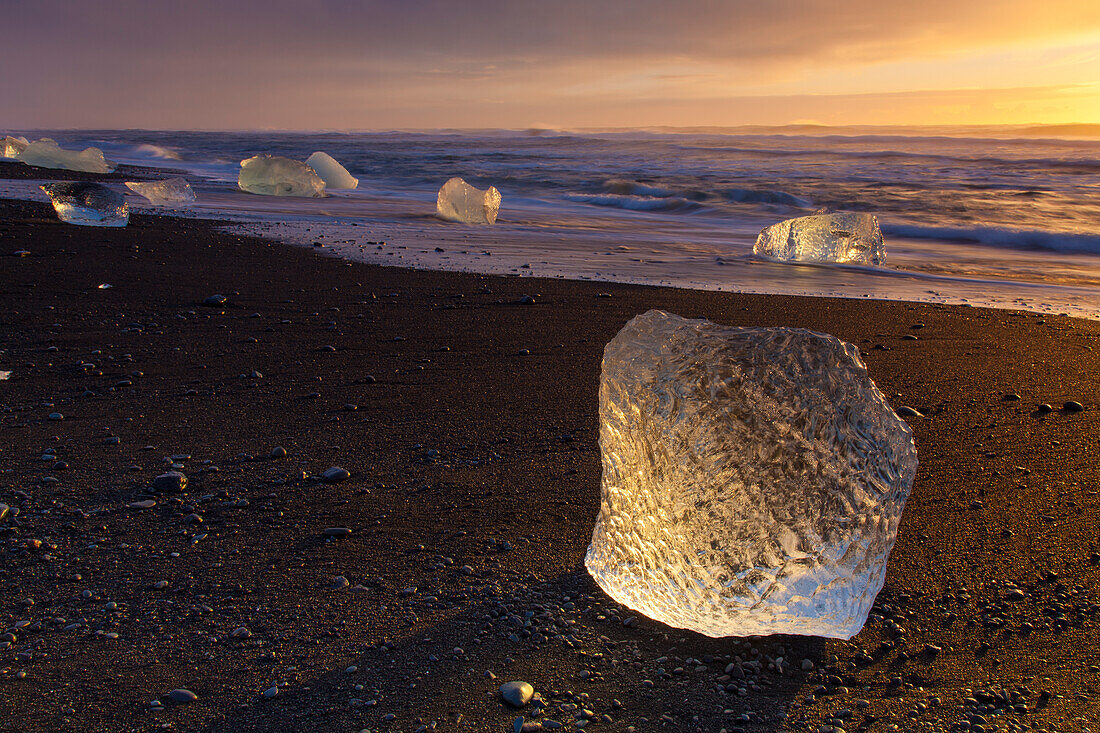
[40, 182, 129, 227]
[754, 212, 885, 265]
[19, 139, 115, 173]
[436, 177, 501, 225]
[585, 310, 917, 639]
[305, 152, 358, 190]
[2, 136, 28, 159]
[238, 155, 325, 197]
[124, 177, 196, 206]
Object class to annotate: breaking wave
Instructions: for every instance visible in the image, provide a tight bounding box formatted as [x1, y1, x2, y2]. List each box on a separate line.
[563, 192, 699, 212]
[883, 224, 1100, 254]
[133, 144, 182, 160]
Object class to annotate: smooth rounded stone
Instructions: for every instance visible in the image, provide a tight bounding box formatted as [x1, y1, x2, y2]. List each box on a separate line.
[1037, 403, 1054, 414]
[128, 500, 156, 510]
[203, 294, 227, 307]
[166, 688, 198, 703]
[323, 467, 350, 482]
[323, 527, 352, 537]
[231, 626, 252, 639]
[263, 685, 279, 698]
[1064, 401, 1085, 412]
[501, 680, 535, 707]
[585, 311, 918, 640]
[48, 412, 64, 421]
[153, 471, 187, 493]
[270, 446, 287, 459]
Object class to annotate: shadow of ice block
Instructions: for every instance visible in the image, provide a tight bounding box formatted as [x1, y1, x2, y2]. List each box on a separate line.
[436, 177, 501, 225]
[125, 177, 196, 206]
[585, 310, 917, 639]
[238, 155, 326, 197]
[754, 212, 885, 265]
[19, 139, 114, 173]
[40, 182, 129, 227]
[305, 152, 358, 190]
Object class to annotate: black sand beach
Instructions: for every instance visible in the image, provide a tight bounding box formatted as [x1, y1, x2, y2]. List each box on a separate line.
[1, 185, 1099, 732]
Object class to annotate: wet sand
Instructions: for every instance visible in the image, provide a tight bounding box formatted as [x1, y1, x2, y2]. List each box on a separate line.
[1, 187, 1099, 732]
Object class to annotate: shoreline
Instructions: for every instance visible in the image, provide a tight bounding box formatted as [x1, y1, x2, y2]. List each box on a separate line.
[3, 160, 1097, 322]
[2, 190, 1100, 731]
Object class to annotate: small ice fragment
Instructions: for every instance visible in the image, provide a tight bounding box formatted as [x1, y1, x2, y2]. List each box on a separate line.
[754, 212, 885, 265]
[436, 177, 501, 225]
[305, 152, 358, 190]
[98, 283, 112, 289]
[238, 155, 326, 197]
[585, 310, 917, 639]
[124, 177, 196, 206]
[0, 371, 11, 381]
[40, 182, 129, 227]
[19, 139, 115, 173]
[2, 135, 29, 159]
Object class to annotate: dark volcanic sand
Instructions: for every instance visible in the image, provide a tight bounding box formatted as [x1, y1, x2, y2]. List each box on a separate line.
[0, 194, 1099, 733]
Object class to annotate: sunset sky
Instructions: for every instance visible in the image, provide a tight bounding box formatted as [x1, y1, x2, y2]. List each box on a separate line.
[2, 0, 1099, 130]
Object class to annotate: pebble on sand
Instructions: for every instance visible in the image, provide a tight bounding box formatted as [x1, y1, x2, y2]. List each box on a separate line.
[153, 471, 188, 493]
[500, 680, 535, 707]
[167, 688, 198, 703]
[323, 467, 350, 482]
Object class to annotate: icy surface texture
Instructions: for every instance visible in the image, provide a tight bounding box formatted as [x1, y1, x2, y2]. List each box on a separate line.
[41, 182, 129, 227]
[19, 139, 114, 173]
[754, 213, 885, 265]
[125, 177, 196, 206]
[305, 152, 358, 189]
[585, 310, 916, 639]
[2, 136, 28, 159]
[238, 155, 325, 197]
[436, 177, 501, 224]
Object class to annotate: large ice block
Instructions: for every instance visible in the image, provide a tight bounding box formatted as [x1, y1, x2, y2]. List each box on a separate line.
[585, 310, 917, 639]
[19, 139, 115, 173]
[125, 177, 196, 206]
[238, 155, 326, 197]
[305, 152, 358, 190]
[2, 136, 28, 159]
[754, 212, 885, 265]
[436, 177, 501, 225]
[40, 182, 129, 227]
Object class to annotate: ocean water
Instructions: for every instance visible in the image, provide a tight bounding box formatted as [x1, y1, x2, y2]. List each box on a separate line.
[4, 127, 1099, 318]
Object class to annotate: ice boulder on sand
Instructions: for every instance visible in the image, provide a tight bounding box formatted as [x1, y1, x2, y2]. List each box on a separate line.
[125, 177, 196, 206]
[585, 310, 917, 639]
[305, 152, 358, 190]
[436, 177, 501, 225]
[19, 139, 114, 174]
[238, 155, 325, 197]
[2, 136, 28, 159]
[754, 212, 885, 265]
[40, 182, 129, 227]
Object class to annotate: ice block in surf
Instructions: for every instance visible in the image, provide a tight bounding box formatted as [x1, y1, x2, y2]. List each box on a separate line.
[754, 212, 885, 265]
[238, 155, 326, 197]
[41, 182, 129, 227]
[125, 178, 196, 206]
[305, 152, 358, 190]
[19, 139, 114, 174]
[436, 177, 501, 225]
